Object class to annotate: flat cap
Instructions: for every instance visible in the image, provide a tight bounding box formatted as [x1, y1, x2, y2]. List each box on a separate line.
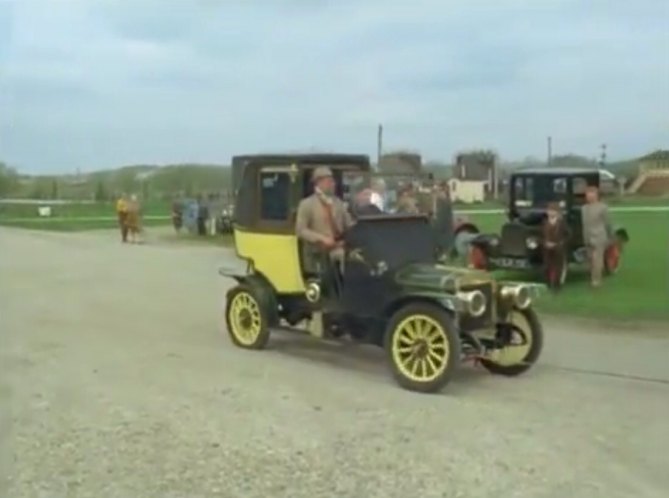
[312, 166, 334, 182]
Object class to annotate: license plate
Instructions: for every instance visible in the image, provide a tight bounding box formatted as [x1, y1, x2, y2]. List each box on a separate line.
[490, 257, 530, 269]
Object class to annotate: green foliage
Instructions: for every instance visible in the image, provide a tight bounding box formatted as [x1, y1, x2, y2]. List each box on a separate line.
[0, 162, 19, 197]
[469, 211, 669, 321]
[94, 181, 107, 201]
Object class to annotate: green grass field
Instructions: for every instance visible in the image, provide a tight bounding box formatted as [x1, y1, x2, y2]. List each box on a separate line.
[2, 201, 667, 321]
[467, 211, 669, 322]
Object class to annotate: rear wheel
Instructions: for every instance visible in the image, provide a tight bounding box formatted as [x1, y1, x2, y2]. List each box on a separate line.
[384, 303, 460, 393]
[480, 308, 543, 376]
[225, 284, 270, 349]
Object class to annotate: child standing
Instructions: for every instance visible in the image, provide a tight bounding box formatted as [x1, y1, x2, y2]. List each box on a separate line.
[542, 202, 570, 290]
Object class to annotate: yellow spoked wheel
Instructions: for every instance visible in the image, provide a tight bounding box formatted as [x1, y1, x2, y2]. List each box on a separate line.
[384, 303, 460, 393]
[225, 285, 270, 349]
[480, 307, 543, 376]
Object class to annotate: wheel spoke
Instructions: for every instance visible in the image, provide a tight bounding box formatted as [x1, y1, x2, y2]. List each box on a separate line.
[425, 355, 438, 375]
[397, 345, 414, 355]
[392, 314, 451, 382]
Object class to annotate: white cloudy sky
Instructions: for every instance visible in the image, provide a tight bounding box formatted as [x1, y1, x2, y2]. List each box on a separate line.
[1, 0, 668, 173]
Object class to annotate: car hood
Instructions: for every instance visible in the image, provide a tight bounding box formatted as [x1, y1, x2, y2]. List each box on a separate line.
[393, 262, 492, 293]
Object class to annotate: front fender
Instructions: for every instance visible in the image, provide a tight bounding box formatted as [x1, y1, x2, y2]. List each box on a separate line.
[470, 233, 499, 250]
[383, 292, 459, 320]
[221, 270, 280, 325]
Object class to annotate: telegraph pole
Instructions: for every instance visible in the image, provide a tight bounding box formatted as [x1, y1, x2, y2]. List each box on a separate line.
[599, 143, 607, 168]
[377, 124, 383, 168]
[547, 136, 553, 166]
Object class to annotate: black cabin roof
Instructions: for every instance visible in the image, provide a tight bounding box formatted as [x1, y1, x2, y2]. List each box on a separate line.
[231, 153, 370, 169]
[513, 167, 599, 177]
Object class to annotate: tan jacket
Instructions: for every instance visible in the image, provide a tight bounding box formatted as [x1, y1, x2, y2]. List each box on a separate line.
[295, 191, 354, 245]
[581, 201, 611, 247]
[396, 195, 419, 214]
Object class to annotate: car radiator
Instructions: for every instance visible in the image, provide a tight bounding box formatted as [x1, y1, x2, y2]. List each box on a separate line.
[501, 223, 530, 257]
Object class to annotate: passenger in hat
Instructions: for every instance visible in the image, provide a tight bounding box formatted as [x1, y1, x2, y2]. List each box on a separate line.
[295, 166, 354, 266]
[352, 188, 383, 217]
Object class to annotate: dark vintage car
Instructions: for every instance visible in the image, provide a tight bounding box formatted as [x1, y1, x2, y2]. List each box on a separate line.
[468, 168, 629, 284]
[220, 153, 545, 393]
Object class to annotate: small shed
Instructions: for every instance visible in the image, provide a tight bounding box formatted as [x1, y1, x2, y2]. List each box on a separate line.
[448, 179, 486, 204]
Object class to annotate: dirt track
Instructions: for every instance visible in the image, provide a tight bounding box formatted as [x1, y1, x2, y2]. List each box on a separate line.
[1, 227, 668, 498]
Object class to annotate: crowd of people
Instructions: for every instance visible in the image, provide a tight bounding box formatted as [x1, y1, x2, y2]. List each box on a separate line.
[115, 172, 613, 291]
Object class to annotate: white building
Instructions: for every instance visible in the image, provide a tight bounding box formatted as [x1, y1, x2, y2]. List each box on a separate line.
[448, 179, 486, 204]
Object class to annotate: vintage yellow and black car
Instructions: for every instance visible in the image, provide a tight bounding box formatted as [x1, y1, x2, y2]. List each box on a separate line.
[221, 153, 545, 393]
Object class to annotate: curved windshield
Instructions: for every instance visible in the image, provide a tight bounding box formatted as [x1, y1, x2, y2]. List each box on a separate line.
[513, 176, 567, 209]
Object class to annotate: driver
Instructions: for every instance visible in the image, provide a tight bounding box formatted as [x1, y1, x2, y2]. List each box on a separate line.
[296, 166, 354, 267]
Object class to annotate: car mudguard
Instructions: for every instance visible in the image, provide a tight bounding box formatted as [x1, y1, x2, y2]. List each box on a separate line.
[219, 269, 280, 325]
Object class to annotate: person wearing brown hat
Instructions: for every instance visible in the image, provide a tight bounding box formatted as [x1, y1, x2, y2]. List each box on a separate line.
[295, 166, 354, 266]
[542, 202, 570, 290]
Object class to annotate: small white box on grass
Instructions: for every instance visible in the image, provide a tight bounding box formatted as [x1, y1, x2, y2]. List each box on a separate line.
[37, 206, 52, 217]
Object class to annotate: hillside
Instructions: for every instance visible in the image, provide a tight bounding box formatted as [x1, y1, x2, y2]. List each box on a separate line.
[9, 164, 231, 200]
[0, 153, 651, 201]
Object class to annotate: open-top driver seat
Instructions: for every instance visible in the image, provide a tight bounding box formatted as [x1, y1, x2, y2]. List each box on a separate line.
[298, 240, 343, 302]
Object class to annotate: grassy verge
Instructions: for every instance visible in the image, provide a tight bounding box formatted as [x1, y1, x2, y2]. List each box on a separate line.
[467, 211, 669, 321]
[0, 217, 171, 231]
[2, 201, 666, 321]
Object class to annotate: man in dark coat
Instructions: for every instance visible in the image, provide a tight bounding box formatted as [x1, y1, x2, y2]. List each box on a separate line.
[542, 202, 570, 290]
[432, 181, 455, 256]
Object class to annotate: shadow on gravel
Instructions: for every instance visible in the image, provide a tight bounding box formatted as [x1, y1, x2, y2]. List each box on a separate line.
[265, 330, 489, 394]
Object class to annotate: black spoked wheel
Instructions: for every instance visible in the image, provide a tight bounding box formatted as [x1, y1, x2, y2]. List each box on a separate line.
[480, 307, 543, 376]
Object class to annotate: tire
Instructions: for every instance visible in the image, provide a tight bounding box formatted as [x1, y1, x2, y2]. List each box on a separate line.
[480, 307, 543, 376]
[224, 284, 270, 350]
[384, 302, 461, 393]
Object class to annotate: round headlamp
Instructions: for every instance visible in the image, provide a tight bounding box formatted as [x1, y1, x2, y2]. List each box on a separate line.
[526, 237, 539, 250]
[500, 284, 532, 309]
[456, 290, 487, 317]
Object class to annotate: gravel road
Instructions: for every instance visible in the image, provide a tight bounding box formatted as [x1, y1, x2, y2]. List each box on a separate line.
[1, 227, 668, 498]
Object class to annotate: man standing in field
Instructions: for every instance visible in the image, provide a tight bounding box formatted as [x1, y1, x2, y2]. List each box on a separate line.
[115, 193, 129, 243]
[581, 186, 612, 287]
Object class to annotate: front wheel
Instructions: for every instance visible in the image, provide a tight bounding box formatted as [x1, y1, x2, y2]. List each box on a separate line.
[225, 284, 270, 350]
[480, 307, 544, 376]
[384, 303, 460, 393]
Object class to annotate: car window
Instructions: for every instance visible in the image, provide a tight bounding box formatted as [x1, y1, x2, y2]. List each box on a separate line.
[259, 171, 290, 221]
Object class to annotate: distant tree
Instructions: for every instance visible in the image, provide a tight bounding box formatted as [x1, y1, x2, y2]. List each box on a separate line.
[94, 181, 107, 201]
[550, 154, 597, 168]
[51, 179, 59, 199]
[141, 180, 150, 199]
[0, 162, 19, 197]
